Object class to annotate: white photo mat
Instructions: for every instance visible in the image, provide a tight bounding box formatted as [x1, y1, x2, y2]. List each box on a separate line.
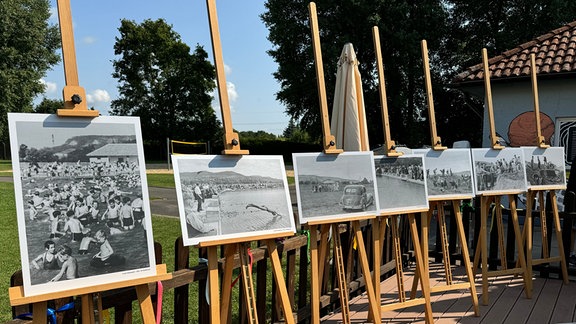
[374, 154, 429, 214]
[172, 155, 296, 246]
[413, 148, 475, 200]
[293, 151, 380, 224]
[471, 147, 528, 195]
[8, 113, 156, 297]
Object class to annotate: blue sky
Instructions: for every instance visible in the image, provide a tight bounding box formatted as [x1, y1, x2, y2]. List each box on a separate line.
[41, 0, 291, 135]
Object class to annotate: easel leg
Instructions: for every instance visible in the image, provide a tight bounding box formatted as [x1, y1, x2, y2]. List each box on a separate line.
[480, 195, 489, 305]
[410, 209, 431, 299]
[136, 284, 156, 324]
[352, 220, 381, 323]
[332, 223, 351, 324]
[32, 302, 48, 324]
[238, 242, 258, 323]
[207, 245, 221, 323]
[550, 191, 569, 283]
[408, 213, 433, 324]
[370, 218, 382, 322]
[390, 215, 406, 303]
[266, 239, 296, 324]
[81, 294, 95, 324]
[452, 200, 480, 316]
[309, 225, 320, 324]
[220, 244, 237, 323]
[509, 195, 532, 299]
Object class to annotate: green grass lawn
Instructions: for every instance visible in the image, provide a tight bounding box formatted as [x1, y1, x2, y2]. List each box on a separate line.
[146, 173, 175, 188]
[0, 180, 201, 323]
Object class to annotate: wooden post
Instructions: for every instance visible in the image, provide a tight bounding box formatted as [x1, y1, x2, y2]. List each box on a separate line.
[482, 48, 504, 150]
[55, 0, 98, 117]
[308, 2, 342, 154]
[529, 53, 549, 149]
[373, 27, 402, 157]
[421, 40, 446, 150]
[206, 0, 248, 154]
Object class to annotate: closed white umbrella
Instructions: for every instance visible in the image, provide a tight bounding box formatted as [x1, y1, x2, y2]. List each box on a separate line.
[330, 43, 370, 152]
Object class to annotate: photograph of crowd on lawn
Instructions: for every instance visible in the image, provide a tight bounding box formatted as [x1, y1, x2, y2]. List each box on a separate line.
[413, 148, 475, 199]
[472, 147, 528, 195]
[292, 152, 379, 224]
[8, 113, 156, 297]
[522, 146, 567, 190]
[172, 155, 296, 246]
[374, 154, 429, 214]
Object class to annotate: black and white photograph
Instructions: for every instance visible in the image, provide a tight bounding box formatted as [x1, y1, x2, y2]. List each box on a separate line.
[172, 155, 296, 246]
[293, 152, 379, 224]
[413, 148, 475, 199]
[471, 148, 528, 195]
[374, 154, 429, 214]
[522, 146, 567, 190]
[8, 113, 156, 297]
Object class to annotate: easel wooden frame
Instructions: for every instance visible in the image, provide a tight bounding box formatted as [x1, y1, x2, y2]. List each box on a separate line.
[202, 1, 295, 323]
[518, 53, 569, 284]
[9, 1, 169, 323]
[369, 29, 433, 323]
[307, 3, 378, 323]
[406, 40, 479, 316]
[472, 48, 532, 305]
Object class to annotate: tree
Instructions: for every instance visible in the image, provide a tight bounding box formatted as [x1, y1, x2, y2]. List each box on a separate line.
[262, 0, 448, 148]
[263, 1, 576, 148]
[111, 19, 221, 148]
[0, 0, 60, 143]
[34, 98, 64, 114]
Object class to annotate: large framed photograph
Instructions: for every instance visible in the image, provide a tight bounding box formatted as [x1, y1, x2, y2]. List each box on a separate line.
[522, 146, 567, 190]
[172, 155, 296, 246]
[413, 148, 475, 200]
[8, 113, 156, 297]
[293, 152, 379, 224]
[471, 148, 528, 195]
[374, 154, 429, 214]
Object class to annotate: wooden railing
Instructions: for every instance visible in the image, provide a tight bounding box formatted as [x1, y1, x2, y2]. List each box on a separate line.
[8, 194, 576, 323]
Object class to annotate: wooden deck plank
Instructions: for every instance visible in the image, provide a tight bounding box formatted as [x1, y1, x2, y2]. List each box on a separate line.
[549, 280, 576, 324]
[322, 261, 576, 323]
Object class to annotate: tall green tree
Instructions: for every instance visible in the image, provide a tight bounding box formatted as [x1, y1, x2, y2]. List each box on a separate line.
[0, 0, 60, 143]
[264, 1, 576, 148]
[262, 0, 448, 148]
[34, 98, 64, 114]
[111, 19, 221, 147]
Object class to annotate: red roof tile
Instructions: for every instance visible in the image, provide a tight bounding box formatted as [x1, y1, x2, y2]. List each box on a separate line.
[455, 21, 576, 83]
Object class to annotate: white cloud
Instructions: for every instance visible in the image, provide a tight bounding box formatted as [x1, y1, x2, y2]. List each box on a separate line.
[211, 81, 238, 114]
[83, 36, 96, 44]
[49, 7, 58, 23]
[224, 64, 232, 76]
[86, 89, 111, 105]
[40, 79, 58, 94]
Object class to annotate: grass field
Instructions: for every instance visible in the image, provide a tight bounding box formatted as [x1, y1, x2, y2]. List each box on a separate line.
[0, 179, 202, 323]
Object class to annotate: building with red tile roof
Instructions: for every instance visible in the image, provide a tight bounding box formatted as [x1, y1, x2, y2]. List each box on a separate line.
[454, 21, 576, 165]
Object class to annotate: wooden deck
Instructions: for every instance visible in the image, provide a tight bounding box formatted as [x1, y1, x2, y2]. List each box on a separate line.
[321, 262, 576, 323]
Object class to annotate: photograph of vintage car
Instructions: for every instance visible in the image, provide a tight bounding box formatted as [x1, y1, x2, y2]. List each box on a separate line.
[293, 152, 379, 224]
[339, 184, 374, 211]
[522, 146, 566, 190]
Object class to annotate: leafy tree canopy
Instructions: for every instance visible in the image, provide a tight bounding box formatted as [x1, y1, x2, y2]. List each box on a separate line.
[0, 0, 60, 142]
[263, 0, 576, 148]
[34, 98, 64, 114]
[111, 19, 222, 147]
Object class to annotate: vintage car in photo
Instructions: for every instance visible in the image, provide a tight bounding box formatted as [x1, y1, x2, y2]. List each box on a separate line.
[339, 184, 374, 211]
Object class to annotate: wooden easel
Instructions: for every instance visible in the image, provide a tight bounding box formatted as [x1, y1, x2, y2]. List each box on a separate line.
[307, 3, 379, 323]
[370, 28, 433, 324]
[10, 265, 171, 324]
[9, 1, 170, 323]
[472, 48, 532, 305]
[518, 53, 569, 283]
[406, 39, 479, 316]
[202, 1, 295, 323]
